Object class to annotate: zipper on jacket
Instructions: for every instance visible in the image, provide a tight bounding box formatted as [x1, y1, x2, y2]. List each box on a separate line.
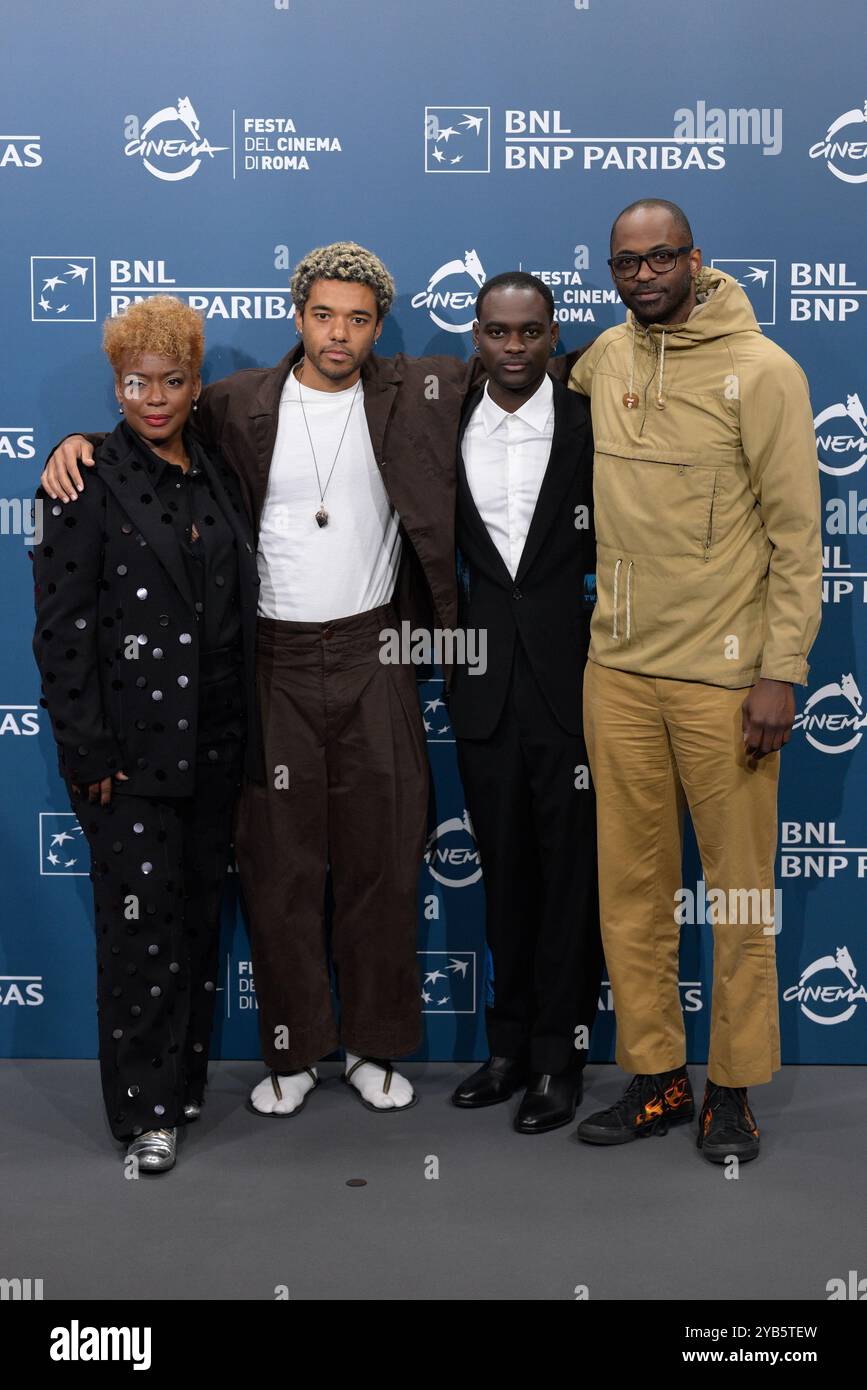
[704, 476, 717, 561]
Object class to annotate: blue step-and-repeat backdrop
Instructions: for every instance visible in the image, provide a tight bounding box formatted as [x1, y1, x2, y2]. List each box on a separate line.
[1, 0, 865, 1066]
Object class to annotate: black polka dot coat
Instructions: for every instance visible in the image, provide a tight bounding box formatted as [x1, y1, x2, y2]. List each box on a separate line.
[31, 421, 264, 796]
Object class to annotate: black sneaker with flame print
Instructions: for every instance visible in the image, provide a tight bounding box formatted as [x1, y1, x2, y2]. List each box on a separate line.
[576, 1067, 694, 1145]
[696, 1082, 760, 1163]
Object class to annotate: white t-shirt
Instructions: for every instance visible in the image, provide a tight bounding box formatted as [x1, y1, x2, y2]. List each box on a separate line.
[461, 374, 554, 579]
[257, 367, 402, 622]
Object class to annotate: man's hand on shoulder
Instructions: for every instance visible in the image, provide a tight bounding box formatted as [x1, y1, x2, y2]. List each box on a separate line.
[41, 436, 95, 502]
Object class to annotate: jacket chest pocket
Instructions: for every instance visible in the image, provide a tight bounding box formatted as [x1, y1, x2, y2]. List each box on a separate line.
[595, 454, 719, 560]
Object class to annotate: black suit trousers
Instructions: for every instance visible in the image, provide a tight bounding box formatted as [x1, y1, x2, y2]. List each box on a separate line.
[456, 641, 602, 1075]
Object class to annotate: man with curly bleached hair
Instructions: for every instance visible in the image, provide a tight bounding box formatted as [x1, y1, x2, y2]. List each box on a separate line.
[290, 240, 395, 320]
[40, 239, 582, 1129]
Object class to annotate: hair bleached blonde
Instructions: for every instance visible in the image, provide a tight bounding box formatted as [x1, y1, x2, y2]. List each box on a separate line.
[103, 296, 205, 375]
[291, 241, 395, 319]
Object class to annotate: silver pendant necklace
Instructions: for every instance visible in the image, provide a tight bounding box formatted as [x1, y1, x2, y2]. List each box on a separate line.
[296, 361, 361, 526]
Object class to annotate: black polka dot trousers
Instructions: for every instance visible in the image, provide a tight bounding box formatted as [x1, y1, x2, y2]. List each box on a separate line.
[71, 665, 244, 1142]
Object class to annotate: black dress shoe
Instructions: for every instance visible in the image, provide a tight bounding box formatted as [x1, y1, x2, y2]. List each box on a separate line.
[696, 1082, 760, 1163]
[451, 1056, 529, 1108]
[576, 1067, 694, 1145]
[513, 1068, 583, 1135]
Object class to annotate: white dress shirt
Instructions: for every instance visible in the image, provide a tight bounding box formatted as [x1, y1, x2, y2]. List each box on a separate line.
[256, 368, 402, 622]
[461, 373, 555, 579]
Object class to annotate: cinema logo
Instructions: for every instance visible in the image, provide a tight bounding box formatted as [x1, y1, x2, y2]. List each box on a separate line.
[425, 810, 482, 889]
[815, 392, 867, 477]
[0, 133, 42, 169]
[108, 259, 293, 321]
[780, 821, 867, 880]
[503, 101, 781, 172]
[809, 101, 867, 184]
[124, 97, 228, 181]
[784, 946, 866, 1026]
[793, 672, 867, 754]
[411, 250, 486, 333]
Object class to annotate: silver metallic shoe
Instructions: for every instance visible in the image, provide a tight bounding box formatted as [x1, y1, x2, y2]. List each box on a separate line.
[183, 1102, 201, 1122]
[126, 1127, 177, 1173]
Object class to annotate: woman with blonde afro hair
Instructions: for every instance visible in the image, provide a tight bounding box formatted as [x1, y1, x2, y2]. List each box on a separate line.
[102, 294, 206, 377]
[32, 294, 260, 1175]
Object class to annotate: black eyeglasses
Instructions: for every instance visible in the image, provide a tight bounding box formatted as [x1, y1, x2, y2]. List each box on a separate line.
[607, 245, 693, 280]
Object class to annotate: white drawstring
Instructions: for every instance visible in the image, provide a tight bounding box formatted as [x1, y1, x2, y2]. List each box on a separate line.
[611, 558, 634, 642]
[626, 321, 637, 403]
[657, 331, 666, 406]
[625, 561, 634, 642]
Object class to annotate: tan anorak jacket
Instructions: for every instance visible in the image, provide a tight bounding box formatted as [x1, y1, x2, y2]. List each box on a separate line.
[569, 266, 822, 687]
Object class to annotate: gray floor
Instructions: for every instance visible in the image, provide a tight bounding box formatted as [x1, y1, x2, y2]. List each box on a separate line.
[1, 1060, 864, 1301]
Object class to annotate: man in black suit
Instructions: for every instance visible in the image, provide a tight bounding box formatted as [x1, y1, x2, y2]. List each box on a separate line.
[450, 272, 603, 1133]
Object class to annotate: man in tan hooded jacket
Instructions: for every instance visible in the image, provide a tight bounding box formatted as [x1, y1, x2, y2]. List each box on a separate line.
[571, 199, 822, 1163]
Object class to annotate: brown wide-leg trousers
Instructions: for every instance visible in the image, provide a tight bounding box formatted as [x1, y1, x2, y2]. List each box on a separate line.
[584, 660, 781, 1088]
[234, 603, 428, 1071]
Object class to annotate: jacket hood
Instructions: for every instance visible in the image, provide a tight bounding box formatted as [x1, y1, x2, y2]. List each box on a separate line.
[626, 266, 760, 348]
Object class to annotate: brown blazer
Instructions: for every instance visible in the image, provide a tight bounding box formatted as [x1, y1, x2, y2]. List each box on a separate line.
[77, 344, 582, 659]
[197, 343, 485, 639]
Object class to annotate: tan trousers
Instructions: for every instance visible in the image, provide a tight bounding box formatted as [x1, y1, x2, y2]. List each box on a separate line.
[584, 660, 781, 1087]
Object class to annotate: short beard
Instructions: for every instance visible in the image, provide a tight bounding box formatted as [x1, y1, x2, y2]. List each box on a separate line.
[629, 266, 695, 326]
[310, 348, 359, 382]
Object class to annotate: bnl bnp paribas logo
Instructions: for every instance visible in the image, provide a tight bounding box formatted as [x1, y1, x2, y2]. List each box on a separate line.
[0, 131, 42, 169]
[32, 257, 295, 324]
[419, 953, 477, 1014]
[809, 101, 867, 183]
[425, 101, 781, 173]
[424, 108, 491, 173]
[38, 813, 86, 875]
[30, 258, 96, 322]
[711, 260, 776, 325]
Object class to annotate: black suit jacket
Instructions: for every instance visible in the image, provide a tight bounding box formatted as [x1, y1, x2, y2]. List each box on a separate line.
[32, 421, 264, 795]
[449, 377, 595, 740]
